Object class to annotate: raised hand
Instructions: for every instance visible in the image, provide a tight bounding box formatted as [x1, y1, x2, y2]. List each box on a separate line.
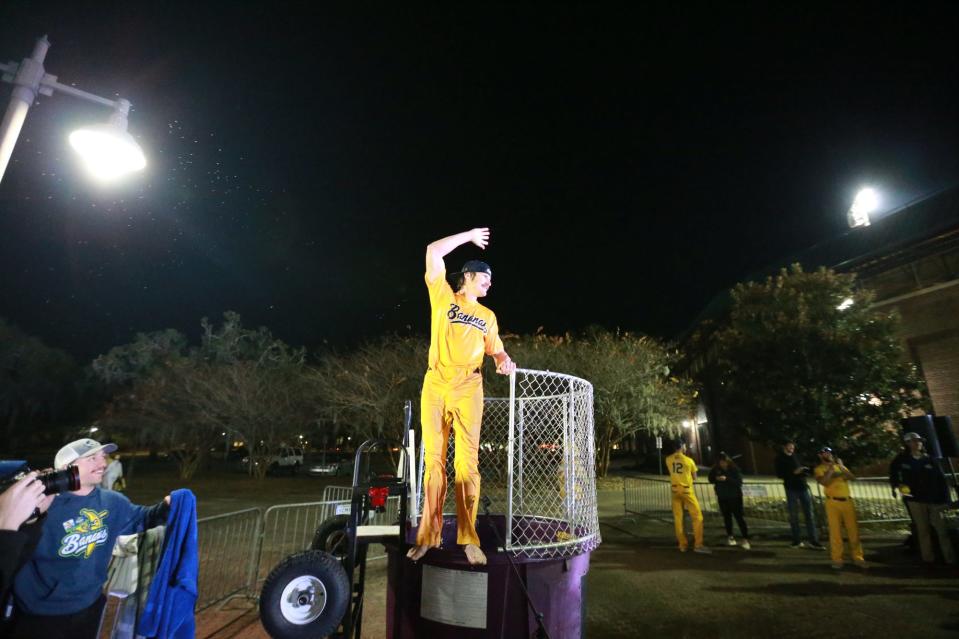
[469, 227, 490, 249]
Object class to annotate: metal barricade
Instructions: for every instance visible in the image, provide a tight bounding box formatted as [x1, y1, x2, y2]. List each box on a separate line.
[253, 496, 402, 588]
[623, 475, 911, 536]
[846, 477, 910, 524]
[196, 508, 262, 611]
[255, 500, 349, 586]
[322, 484, 354, 503]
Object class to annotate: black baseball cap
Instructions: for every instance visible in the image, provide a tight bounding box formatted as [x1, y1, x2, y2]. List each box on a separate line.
[458, 260, 492, 276]
[818, 446, 833, 454]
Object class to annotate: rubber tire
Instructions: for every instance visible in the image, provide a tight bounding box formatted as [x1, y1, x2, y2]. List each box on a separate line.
[260, 550, 350, 639]
[310, 515, 350, 560]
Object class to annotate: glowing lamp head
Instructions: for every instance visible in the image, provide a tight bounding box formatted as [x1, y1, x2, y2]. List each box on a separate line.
[68, 98, 146, 182]
[69, 125, 146, 181]
[848, 187, 879, 228]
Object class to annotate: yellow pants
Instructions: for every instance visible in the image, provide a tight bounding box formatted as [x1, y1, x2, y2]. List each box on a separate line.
[417, 367, 484, 547]
[671, 489, 704, 550]
[825, 498, 863, 563]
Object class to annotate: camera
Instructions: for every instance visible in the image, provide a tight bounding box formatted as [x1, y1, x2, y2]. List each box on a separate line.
[0, 460, 80, 495]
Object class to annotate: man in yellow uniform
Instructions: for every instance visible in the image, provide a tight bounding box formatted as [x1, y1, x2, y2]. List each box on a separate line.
[814, 446, 865, 569]
[407, 227, 516, 566]
[665, 441, 710, 553]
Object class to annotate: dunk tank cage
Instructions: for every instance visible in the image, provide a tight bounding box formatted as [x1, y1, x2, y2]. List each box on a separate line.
[386, 368, 600, 638]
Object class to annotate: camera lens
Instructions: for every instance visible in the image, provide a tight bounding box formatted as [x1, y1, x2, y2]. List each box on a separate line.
[37, 466, 80, 495]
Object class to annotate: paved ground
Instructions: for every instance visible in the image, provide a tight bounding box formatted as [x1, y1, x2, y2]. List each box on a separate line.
[193, 484, 959, 638]
[586, 516, 959, 638]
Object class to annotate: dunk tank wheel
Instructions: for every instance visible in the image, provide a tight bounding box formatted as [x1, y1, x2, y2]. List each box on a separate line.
[260, 550, 350, 639]
[310, 515, 350, 560]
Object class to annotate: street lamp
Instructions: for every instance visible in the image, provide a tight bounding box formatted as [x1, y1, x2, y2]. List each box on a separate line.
[0, 35, 146, 185]
[847, 187, 879, 228]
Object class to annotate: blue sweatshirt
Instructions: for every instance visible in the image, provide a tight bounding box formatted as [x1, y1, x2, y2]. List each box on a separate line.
[13, 487, 167, 615]
[138, 489, 198, 639]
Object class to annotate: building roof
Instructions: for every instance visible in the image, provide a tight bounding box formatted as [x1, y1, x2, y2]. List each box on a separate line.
[685, 183, 959, 335]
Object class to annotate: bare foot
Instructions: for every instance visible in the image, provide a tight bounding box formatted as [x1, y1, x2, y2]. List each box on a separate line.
[464, 544, 487, 566]
[406, 545, 432, 561]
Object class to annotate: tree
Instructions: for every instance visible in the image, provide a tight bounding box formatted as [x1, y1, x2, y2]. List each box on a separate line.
[312, 335, 427, 446]
[92, 313, 315, 479]
[0, 319, 81, 448]
[90, 329, 189, 386]
[90, 328, 192, 467]
[709, 264, 927, 465]
[310, 328, 693, 478]
[493, 328, 695, 477]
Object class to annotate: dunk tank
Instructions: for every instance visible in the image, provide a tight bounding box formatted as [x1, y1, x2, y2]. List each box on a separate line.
[387, 368, 600, 638]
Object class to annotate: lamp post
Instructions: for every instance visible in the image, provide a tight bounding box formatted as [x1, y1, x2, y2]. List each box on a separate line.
[0, 35, 146, 185]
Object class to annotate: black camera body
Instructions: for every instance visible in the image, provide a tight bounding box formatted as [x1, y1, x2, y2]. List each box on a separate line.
[0, 460, 80, 495]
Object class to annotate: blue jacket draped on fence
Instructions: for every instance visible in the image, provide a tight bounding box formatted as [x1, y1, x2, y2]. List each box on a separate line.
[138, 488, 198, 639]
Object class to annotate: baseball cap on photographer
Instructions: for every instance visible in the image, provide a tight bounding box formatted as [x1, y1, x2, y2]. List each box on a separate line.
[55, 438, 117, 470]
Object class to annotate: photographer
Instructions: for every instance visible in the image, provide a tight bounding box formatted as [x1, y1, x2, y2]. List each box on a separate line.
[5, 439, 171, 639]
[774, 441, 825, 550]
[0, 472, 54, 604]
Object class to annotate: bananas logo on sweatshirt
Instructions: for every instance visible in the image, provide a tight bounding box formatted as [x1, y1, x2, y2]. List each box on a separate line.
[58, 508, 110, 558]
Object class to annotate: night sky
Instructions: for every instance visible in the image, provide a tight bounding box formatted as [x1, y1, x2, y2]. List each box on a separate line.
[1, 3, 957, 362]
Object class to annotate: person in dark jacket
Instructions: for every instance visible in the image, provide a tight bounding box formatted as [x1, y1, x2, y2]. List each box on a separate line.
[0, 473, 54, 606]
[708, 453, 750, 549]
[774, 441, 825, 550]
[891, 432, 956, 565]
[888, 444, 918, 550]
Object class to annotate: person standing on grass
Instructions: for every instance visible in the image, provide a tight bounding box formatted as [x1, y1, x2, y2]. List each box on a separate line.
[774, 441, 825, 550]
[708, 452, 750, 549]
[892, 432, 956, 566]
[666, 440, 710, 554]
[814, 446, 865, 570]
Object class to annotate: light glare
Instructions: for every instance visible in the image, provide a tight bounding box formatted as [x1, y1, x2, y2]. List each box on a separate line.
[837, 297, 854, 311]
[69, 124, 146, 181]
[848, 187, 879, 228]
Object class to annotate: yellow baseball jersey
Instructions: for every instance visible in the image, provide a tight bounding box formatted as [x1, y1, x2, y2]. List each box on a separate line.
[814, 463, 851, 498]
[665, 452, 697, 491]
[426, 270, 504, 370]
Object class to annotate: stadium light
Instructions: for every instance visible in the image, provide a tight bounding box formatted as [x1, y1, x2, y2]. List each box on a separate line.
[0, 35, 146, 185]
[847, 187, 879, 228]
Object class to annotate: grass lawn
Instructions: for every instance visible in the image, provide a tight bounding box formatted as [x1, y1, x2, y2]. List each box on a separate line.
[121, 458, 348, 518]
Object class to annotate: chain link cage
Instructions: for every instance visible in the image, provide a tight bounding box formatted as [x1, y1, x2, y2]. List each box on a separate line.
[417, 368, 599, 559]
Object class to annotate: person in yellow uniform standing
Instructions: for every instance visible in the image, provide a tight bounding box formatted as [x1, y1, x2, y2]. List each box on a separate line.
[665, 441, 710, 553]
[407, 227, 516, 566]
[814, 446, 866, 569]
